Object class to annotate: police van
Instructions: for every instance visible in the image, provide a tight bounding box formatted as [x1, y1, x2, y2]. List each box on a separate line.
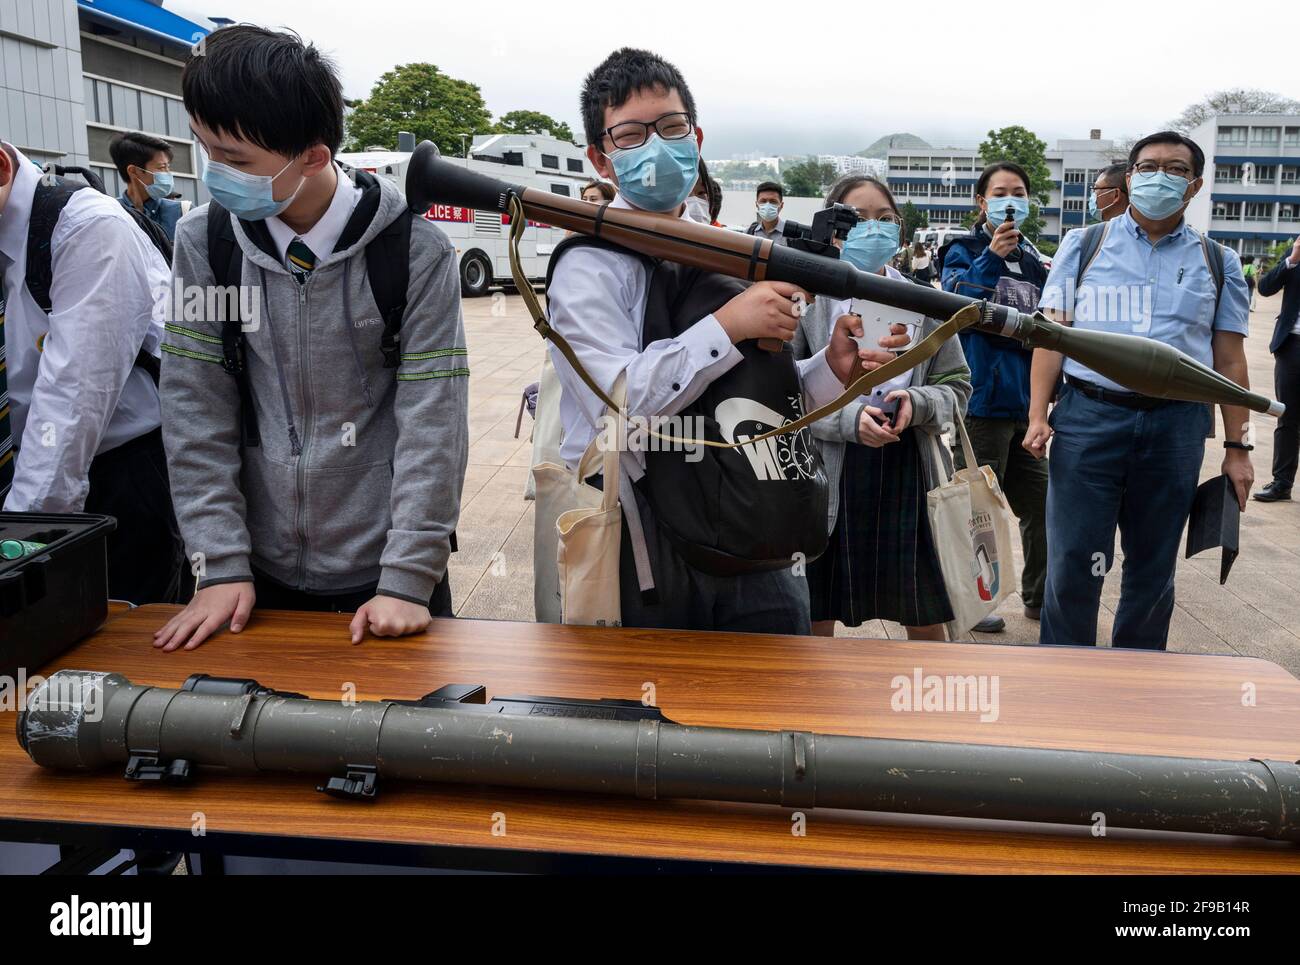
[338, 132, 597, 296]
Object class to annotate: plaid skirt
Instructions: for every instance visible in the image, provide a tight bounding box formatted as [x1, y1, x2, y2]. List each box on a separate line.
[807, 429, 954, 628]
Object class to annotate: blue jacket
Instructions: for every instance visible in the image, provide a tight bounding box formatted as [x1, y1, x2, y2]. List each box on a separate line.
[941, 223, 1049, 419]
[118, 191, 183, 242]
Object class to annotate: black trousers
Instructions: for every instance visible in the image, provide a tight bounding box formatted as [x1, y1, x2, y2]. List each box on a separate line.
[84, 428, 186, 605]
[1271, 336, 1300, 488]
[252, 567, 453, 617]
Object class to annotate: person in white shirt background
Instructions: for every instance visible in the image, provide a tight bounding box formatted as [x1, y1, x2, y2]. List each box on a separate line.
[0, 139, 184, 604]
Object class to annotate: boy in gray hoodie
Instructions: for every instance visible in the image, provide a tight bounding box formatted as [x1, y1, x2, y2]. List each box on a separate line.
[154, 26, 468, 650]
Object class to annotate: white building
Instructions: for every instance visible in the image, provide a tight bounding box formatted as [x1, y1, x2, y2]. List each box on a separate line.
[1185, 114, 1300, 258]
[818, 154, 887, 179]
[2, 0, 213, 203]
[886, 130, 1123, 243]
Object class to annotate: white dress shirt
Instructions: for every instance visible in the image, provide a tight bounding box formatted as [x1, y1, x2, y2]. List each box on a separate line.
[546, 194, 845, 476]
[265, 163, 362, 267]
[0, 145, 169, 512]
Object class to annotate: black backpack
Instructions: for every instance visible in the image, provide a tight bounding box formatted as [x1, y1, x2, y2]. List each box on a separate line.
[24, 175, 171, 384]
[545, 235, 829, 576]
[204, 196, 413, 448]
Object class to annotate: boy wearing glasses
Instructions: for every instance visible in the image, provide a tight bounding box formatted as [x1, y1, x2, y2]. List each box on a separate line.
[1027, 130, 1253, 650]
[541, 47, 905, 632]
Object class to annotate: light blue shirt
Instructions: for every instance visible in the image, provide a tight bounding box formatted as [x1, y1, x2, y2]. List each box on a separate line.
[1038, 210, 1249, 392]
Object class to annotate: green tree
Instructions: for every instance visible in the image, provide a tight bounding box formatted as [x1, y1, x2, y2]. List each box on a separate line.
[494, 110, 574, 143]
[781, 157, 838, 197]
[977, 125, 1053, 205]
[1171, 89, 1300, 133]
[1263, 239, 1294, 270]
[901, 201, 928, 242]
[346, 63, 492, 156]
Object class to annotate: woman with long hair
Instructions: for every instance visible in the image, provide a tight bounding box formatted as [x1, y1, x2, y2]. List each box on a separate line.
[794, 175, 972, 639]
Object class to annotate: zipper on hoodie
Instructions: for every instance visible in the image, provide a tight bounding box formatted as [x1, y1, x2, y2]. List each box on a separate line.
[294, 277, 314, 590]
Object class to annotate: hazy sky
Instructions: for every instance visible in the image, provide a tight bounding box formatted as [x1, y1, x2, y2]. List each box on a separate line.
[172, 0, 1298, 156]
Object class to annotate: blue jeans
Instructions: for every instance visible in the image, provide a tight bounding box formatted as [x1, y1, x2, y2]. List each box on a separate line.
[1040, 385, 1209, 649]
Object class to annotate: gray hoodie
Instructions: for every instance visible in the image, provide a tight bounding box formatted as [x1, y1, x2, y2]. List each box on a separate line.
[160, 169, 468, 604]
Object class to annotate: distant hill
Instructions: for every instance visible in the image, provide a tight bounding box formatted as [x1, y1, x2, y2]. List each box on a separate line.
[857, 133, 931, 158]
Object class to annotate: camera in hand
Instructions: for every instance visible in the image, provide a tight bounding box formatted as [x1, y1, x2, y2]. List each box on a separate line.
[1001, 203, 1023, 263]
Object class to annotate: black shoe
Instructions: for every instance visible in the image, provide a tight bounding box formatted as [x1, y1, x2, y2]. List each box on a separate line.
[974, 615, 1006, 633]
[1023, 606, 1041, 621]
[1253, 481, 1292, 503]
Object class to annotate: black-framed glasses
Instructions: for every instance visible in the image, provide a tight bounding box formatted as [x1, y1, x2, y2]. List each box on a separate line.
[1132, 160, 1194, 179]
[601, 112, 694, 151]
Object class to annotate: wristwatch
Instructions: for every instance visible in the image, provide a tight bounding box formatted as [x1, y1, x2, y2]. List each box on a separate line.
[1224, 440, 1254, 451]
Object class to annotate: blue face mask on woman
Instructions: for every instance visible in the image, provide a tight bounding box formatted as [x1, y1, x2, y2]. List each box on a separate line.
[202, 154, 305, 221]
[841, 219, 900, 273]
[607, 134, 700, 212]
[985, 195, 1029, 227]
[1128, 170, 1190, 220]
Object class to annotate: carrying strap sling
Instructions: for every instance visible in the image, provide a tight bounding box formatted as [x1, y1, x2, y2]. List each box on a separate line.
[206, 199, 413, 446]
[508, 193, 981, 450]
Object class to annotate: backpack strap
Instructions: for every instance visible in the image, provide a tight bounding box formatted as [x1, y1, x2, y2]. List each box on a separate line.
[206, 200, 261, 447]
[1196, 229, 1225, 317]
[1073, 221, 1111, 310]
[25, 176, 163, 386]
[24, 177, 84, 313]
[364, 209, 413, 368]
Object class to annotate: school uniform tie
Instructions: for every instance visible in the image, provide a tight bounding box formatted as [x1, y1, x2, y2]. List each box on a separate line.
[286, 237, 316, 285]
[0, 262, 14, 501]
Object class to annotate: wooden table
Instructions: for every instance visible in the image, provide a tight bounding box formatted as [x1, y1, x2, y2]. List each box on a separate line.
[3, 605, 1299, 873]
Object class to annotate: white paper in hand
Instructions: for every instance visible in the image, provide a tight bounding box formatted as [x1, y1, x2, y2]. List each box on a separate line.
[849, 298, 924, 353]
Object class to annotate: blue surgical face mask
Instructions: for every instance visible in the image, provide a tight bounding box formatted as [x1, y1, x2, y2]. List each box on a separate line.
[1128, 170, 1190, 220]
[201, 154, 305, 221]
[607, 134, 700, 213]
[985, 195, 1029, 227]
[140, 169, 174, 202]
[841, 219, 901, 274]
[1087, 191, 1100, 222]
[757, 201, 779, 222]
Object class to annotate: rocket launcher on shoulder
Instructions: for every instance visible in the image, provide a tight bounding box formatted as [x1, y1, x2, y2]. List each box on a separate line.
[405, 141, 1282, 418]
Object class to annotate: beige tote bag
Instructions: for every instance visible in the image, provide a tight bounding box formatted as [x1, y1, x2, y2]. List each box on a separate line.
[531, 376, 625, 626]
[927, 419, 1017, 640]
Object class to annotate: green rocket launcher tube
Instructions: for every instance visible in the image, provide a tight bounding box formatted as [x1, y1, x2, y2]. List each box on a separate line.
[406, 141, 1283, 417]
[17, 671, 1300, 842]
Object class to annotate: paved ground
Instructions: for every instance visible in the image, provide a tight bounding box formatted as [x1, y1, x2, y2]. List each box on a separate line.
[447, 288, 1300, 676]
